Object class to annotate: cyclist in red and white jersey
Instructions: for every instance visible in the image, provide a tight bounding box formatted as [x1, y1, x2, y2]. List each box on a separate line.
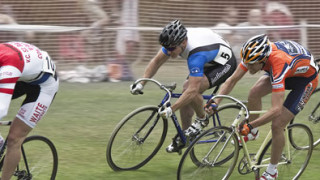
[206, 34, 319, 180]
[0, 41, 59, 180]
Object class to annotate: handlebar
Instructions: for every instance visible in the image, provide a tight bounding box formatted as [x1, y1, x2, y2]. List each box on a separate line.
[133, 78, 175, 108]
[211, 95, 250, 120]
[133, 79, 250, 120]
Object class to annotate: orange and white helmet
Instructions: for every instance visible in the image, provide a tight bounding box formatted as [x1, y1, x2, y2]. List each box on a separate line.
[241, 34, 271, 64]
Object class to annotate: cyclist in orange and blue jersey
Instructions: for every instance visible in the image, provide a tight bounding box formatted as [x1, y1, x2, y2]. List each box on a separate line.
[206, 34, 319, 180]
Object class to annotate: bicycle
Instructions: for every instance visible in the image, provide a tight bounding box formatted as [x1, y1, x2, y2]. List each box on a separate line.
[106, 78, 234, 171]
[177, 95, 313, 180]
[0, 121, 58, 180]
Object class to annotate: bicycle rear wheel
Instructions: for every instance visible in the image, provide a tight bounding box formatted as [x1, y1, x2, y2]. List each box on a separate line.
[293, 87, 320, 146]
[257, 123, 313, 179]
[106, 105, 168, 171]
[16, 135, 58, 180]
[177, 126, 239, 180]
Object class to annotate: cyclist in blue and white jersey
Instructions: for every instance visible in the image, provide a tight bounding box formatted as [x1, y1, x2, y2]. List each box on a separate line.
[130, 20, 237, 153]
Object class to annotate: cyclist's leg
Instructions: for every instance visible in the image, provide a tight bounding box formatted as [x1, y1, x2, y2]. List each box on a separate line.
[264, 75, 318, 175]
[270, 107, 294, 164]
[191, 77, 210, 119]
[247, 74, 272, 121]
[2, 77, 58, 180]
[1, 117, 32, 180]
[168, 76, 209, 153]
[179, 80, 195, 130]
[179, 77, 209, 130]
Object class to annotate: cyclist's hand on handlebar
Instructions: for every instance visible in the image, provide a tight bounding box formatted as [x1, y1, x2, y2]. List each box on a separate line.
[204, 99, 218, 115]
[130, 83, 144, 95]
[239, 122, 253, 136]
[158, 107, 172, 119]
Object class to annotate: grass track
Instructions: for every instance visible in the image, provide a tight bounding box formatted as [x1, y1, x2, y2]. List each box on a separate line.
[3, 64, 320, 179]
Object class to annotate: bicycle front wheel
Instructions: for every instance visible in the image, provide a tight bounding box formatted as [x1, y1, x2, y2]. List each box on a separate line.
[293, 87, 320, 146]
[177, 126, 240, 180]
[257, 123, 313, 179]
[106, 105, 168, 171]
[215, 103, 242, 128]
[16, 135, 58, 180]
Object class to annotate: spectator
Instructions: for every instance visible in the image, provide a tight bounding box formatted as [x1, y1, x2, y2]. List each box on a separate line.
[0, 13, 35, 43]
[213, 7, 239, 38]
[0, 2, 14, 17]
[264, 1, 299, 41]
[0, 13, 17, 43]
[108, 0, 140, 82]
[80, 0, 109, 43]
[212, 7, 239, 51]
[0, 13, 16, 24]
[233, 9, 266, 62]
[236, 9, 266, 43]
[77, 0, 110, 62]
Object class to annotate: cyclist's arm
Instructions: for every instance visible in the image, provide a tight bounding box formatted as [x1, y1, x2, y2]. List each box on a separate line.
[0, 93, 13, 121]
[0, 66, 20, 120]
[171, 75, 202, 112]
[250, 91, 285, 128]
[140, 49, 169, 86]
[215, 65, 247, 104]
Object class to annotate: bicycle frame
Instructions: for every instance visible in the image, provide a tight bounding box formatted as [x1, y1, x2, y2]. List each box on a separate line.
[210, 95, 293, 173]
[133, 78, 220, 145]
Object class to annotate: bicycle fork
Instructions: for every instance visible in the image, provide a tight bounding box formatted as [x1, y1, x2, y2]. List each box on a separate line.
[203, 128, 235, 166]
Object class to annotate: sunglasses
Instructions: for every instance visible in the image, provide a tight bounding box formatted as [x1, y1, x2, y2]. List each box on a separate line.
[165, 46, 176, 51]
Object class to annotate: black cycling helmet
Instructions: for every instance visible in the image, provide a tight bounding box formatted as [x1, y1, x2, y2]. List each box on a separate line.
[159, 20, 187, 48]
[241, 34, 271, 64]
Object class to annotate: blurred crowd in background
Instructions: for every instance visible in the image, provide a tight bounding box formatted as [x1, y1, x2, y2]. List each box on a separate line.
[0, 0, 319, 82]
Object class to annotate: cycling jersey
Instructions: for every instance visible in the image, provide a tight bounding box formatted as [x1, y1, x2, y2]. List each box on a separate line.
[162, 28, 237, 88]
[0, 42, 58, 128]
[240, 40, 318, 92]
[239, 40, 319, 114]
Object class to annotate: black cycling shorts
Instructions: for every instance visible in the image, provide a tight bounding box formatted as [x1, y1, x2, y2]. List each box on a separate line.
[204, 53, 237, 89]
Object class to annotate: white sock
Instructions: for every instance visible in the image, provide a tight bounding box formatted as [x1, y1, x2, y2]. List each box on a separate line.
[251, 127, 258, 134]
[266, 163, 277, 175]
[197, 114, 207, 121]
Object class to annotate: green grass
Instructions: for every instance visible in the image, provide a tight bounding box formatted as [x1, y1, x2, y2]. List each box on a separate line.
[4, 64, 320, 180]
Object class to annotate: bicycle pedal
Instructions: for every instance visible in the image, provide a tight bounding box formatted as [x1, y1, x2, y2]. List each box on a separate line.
[238, 154, 255, 175]
[166, 147, 183, 155]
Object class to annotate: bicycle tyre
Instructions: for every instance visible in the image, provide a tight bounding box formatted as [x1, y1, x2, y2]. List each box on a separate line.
[189, 103, 241, 167]
[292, 87, 320, 146]
[106, 105, 168, 171]
[177, 126, 240, 180]
[16, 135, 58, 180]
[257, 123, 313, 179]
[213, 103, 242, 128]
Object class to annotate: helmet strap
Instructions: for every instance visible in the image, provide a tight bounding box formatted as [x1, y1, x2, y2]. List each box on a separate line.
[178, 38, 187, 52]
